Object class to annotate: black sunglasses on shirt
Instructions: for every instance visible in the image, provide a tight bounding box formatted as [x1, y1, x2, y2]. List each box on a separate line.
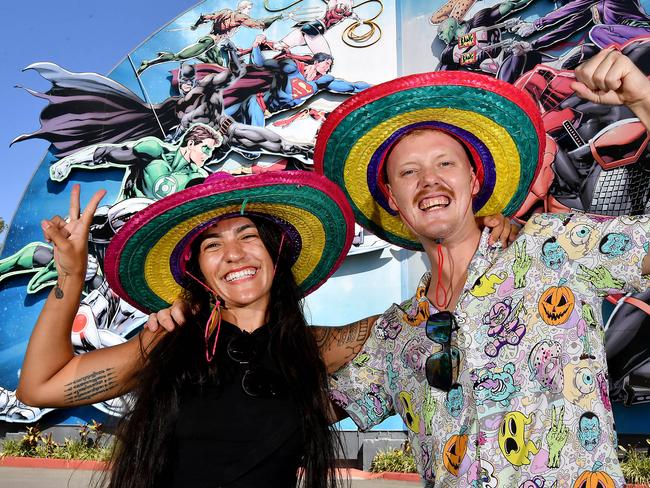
[425, 311, 460, 392]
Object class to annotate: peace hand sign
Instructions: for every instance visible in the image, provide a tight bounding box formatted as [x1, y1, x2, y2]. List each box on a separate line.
[40, 184, 106, 280]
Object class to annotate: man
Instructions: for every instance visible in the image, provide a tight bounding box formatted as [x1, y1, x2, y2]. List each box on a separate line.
[313, 48, 650, 485]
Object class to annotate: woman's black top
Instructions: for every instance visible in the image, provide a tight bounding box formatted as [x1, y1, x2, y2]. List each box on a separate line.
[167, 321, 304, 487]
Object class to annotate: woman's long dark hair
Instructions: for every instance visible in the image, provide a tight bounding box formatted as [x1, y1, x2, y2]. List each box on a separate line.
[106, 216, 341, 488]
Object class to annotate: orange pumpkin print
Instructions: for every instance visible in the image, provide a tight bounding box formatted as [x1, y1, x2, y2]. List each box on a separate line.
[443, 429, 469, 476]
[573, 461, 616, 488]
[538, 285, 575, 325]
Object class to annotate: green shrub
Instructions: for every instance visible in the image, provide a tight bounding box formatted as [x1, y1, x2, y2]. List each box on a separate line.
[0, 422, 112, 461]
[370, 442, 417, 473]
[620, 442, 650, 484]
[52, 439, 111, 461]
[0, 426, 41, 458]
[1, 439, 27, 458]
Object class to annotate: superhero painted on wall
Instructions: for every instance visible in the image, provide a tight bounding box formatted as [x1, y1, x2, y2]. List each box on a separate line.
[12, 50, 315, 167]
[432, 0, 650, 82]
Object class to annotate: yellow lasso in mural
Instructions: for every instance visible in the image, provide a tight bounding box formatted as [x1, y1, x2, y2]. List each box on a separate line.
[343, 0, 383, 48]
[264, 0, 383, 48]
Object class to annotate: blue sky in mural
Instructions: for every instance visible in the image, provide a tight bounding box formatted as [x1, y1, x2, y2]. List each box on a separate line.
[0, 0, 197, 237]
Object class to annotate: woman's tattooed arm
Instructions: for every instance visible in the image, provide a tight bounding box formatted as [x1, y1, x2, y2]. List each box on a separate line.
[312, 315, 379, 373]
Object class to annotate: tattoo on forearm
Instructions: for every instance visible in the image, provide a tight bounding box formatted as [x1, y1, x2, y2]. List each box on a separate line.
[54, 274, 66, 299]
[63, 368, 118, 404]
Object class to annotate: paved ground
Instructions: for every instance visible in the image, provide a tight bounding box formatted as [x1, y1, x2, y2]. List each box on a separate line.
[0, 467, 420, 487]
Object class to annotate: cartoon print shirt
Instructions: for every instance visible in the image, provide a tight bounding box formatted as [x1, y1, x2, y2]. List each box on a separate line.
[330, 212, 650, 487]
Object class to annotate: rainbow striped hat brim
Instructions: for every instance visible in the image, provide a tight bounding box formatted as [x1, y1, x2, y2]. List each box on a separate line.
[105, 171, 355, 314]
[314, 71, 545, 250]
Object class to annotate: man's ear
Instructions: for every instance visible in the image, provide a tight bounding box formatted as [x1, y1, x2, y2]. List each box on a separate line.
[470, 170, 480, 197]
[386, 184, 400, 212]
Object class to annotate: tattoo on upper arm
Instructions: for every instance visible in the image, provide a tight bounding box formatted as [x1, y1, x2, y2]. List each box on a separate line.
[63, 368, 118, 404]
[314, 316, 376, 368]
[313, 327, 335, 351]
[339, 318, 372, 359]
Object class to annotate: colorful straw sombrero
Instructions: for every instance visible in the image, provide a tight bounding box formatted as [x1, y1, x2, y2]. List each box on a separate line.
[105, 171, 355, 314]
[314, 71, 545, 250]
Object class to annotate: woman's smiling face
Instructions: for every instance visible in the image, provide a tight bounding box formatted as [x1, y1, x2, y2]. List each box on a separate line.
[197, 216, 274, 312]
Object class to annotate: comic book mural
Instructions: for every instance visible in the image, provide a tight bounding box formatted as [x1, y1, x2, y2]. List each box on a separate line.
[0, 0, 396, 426]
[2, 0, 650, 436]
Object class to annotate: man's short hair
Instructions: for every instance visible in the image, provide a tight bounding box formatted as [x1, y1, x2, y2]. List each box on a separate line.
[311, 52, 334, 66]
[181, 125, 219, 147]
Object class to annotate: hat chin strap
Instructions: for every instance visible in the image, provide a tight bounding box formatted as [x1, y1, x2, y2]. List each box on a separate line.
[185, 270, 223, 363]
[388, 194, 452, 311]
[434, 240, 449, 310]
[204, 301, 222, 362]
[273, 233, 286, 278]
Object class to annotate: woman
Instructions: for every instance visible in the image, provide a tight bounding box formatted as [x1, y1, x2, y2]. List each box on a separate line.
[17, 170, 356, 488]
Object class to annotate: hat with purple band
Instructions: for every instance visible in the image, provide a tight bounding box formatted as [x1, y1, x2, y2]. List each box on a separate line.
[105, 171, 355, 314]
[314, 70, 546, 250]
